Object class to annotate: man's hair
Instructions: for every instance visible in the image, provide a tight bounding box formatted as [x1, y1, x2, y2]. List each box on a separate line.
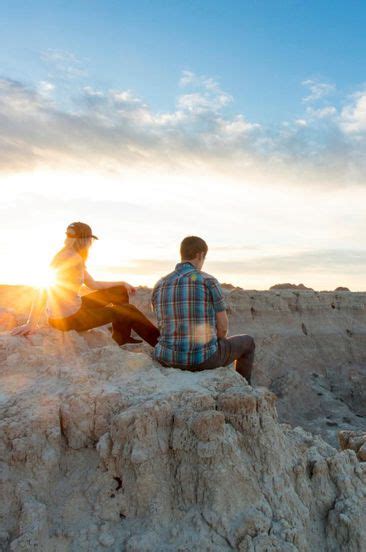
[180, 236, 208, 260]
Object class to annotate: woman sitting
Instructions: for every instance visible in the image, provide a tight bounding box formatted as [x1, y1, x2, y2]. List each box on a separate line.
[12, 222, 159, 347]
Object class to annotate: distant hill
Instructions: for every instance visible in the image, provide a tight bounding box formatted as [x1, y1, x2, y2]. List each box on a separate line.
[270, 282, 313, 291]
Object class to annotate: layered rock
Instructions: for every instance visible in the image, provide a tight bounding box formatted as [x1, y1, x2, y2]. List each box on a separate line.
[2, 285, 366, 446]
[0, 330, 365, 551]
[133, 287, 366, 447]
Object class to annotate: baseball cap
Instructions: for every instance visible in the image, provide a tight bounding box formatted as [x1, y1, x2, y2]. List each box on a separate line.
[66, 222, 98, 240]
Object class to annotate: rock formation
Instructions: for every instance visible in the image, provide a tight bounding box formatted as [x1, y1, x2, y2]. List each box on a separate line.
[1, 285, 366, 448]
[133, 287, 366, 448]
[270, 283, 314, 291]
[1, 329, 365, 551]
[339, 431, 366, 461]
[0, 286, 366, 447]
[335, 287, 351, 292]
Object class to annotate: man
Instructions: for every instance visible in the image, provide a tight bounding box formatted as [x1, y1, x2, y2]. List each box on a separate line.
[152, 236, 255, 383]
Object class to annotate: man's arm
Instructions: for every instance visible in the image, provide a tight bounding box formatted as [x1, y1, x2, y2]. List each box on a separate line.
[206, 276, 228, 338]
[216, 310, 229, 339]
[84, 270, 136, 295]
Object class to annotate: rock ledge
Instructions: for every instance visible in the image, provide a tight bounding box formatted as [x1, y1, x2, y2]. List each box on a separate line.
[0, 329, 365, 551]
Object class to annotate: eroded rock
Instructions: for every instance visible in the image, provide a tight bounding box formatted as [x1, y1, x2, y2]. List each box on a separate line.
[0, 330, 365, 551]
[339, 430, 366, 461]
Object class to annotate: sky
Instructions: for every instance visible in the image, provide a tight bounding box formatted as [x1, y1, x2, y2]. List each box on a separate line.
[1, 0, 366, 290]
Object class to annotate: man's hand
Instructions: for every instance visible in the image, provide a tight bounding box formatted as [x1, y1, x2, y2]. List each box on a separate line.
[11, 322, 37, 337]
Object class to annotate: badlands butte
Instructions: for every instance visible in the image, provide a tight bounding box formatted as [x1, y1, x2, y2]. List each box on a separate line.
[0, 284, 366, 551]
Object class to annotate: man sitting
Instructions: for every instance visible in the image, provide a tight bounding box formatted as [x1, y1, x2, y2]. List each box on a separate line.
[152, 236, 255, 383]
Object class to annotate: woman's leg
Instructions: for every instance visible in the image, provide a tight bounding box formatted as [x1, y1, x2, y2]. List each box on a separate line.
[52, 299, 159, 347]
[110, 304, 160, 347]
[80, 286, 142, 343]
[81, 286, 129, 309]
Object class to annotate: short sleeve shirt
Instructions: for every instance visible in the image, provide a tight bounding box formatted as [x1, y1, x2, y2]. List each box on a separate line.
[47, 249, 84, 319]
[152, 262, 227, 366]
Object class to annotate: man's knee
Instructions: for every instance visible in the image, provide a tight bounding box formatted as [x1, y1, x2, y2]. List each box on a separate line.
[248, 335, 255, 352]
[239, 334, 255, 354]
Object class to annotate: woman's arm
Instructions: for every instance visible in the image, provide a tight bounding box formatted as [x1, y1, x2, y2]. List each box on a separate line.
[11, 288, 47, 336]
[84, 270, 136, 295]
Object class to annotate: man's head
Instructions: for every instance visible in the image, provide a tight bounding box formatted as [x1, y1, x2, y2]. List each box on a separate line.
[180, 236, 208, 270]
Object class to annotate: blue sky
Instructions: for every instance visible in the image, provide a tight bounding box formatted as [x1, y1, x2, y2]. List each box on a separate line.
[2, 0, 366, 122]
[1, 1, 366, 289]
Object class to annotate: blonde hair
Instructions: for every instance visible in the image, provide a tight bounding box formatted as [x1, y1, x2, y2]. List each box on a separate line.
[51, 236, 92, 267]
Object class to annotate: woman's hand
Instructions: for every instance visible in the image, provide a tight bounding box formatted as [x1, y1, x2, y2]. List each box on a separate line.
[11, 322, 37, 337]
[124, 282, 136, 295]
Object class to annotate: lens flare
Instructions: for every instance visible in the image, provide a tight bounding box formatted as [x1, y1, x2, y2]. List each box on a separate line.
[27, 266, 57, 290]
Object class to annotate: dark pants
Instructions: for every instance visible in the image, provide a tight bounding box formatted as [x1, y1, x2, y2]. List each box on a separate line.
[196, 335, 255, 384]
[49, 286, 160, 347]
[160, 334, 255, 384]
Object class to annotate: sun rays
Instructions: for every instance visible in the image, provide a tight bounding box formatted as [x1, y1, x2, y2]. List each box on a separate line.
[27, 266, 58, 290]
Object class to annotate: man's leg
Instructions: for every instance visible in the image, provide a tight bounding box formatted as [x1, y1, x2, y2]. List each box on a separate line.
[224, 335, 255, 384]
[81, 286, 129, 309]
[195, 334, 255, 384]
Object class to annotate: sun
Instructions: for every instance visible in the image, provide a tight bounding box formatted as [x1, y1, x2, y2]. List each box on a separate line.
[27, 266, 57, 290]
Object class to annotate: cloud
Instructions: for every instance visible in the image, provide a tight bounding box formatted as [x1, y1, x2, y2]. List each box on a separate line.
[211, 249, 366, 274]
[302, 79, 336, 102]
[0, 71, 365, 186]
[40, 49, 87, 78]
[340, 91, 366, 134]
[38, 81, 55, 96]
[178, 71, 232, 114]
[179, 70, 224, 92]
[306, 105, 337, 119]
[294, 119, 307, 127]
[102, 248, 366, 280]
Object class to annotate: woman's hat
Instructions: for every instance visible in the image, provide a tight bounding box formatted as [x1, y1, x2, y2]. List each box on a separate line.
[66, 222, 98, 240]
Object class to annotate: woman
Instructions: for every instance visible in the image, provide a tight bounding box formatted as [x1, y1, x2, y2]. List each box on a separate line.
[12, 222, 159, 346]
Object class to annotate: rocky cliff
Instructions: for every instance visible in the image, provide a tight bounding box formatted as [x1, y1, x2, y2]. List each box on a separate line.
[1, 329, 365, 551]
[132, 288, 366, 447]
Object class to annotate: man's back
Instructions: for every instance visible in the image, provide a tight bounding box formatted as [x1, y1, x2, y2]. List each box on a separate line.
[152, 261, 226, 366]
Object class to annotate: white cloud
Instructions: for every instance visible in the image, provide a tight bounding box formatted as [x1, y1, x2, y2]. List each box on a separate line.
[306, 105, 337, 119]
[38, 81, 55, 96]
[41, 49, 78, 63]
[218, 115, 260, 137]
[179, 70, 196, 87]
[40, 48, 87, 78]
[179, 70, 221, 92]
[302, 79, 335, 102]
[177, 91, 231, 113]
[340, 92, 366, 134]
[0, 72, 365, 186]
[177, 71, 232, 114]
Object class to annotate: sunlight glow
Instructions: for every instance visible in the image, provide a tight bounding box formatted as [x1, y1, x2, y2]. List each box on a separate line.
[27, 265, 57, 290]
[1, 168, 366, 291]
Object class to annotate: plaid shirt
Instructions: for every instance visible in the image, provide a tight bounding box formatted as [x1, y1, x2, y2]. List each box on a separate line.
[152, 262, 227, 366]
